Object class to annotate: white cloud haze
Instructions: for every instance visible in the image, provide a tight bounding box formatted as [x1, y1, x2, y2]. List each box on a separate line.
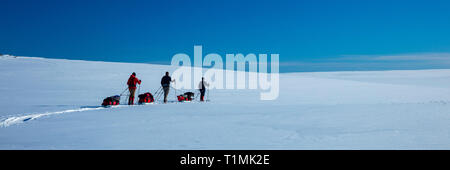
[280, 53, 450, 72]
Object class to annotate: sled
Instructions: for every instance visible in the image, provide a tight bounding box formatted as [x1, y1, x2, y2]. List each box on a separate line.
[102, 95, 120, 106]
[177, 92, 195, 102]
[138, 92, 154, 104]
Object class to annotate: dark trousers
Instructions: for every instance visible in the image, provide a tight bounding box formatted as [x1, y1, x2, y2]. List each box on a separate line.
[200, 89, 205, 101]
[163, 86, 170, 103]
[128, 88, 136, 105]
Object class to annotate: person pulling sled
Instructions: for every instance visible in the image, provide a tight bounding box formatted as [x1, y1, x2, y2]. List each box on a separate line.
[127, 72, 141, 105]
[198, 77, 209, 101]
[161, 72, 175, 103]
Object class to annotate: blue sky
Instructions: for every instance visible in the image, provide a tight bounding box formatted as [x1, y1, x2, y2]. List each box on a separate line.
[2, 0, 450, 72]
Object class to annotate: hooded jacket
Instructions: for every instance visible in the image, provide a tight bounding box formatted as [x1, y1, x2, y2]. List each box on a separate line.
[127, 74, 141, 89]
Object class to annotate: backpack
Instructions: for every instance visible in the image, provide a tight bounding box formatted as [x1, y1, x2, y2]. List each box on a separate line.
[127, 76, 136, 87]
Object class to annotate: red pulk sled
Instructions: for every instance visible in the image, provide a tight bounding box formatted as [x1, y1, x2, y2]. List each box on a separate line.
[177, 92, 195, 102]
[102, 95, 121, 106]
[138, 92, 154, 104]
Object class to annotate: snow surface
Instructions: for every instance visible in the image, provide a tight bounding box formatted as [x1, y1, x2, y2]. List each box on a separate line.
[1, 55, 450, 149]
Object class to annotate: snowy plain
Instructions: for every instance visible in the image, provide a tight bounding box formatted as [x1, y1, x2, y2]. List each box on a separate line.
[1, 55, 450, 149]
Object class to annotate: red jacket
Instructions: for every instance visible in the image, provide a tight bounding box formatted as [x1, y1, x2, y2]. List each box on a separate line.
[127, 75, 141, 89]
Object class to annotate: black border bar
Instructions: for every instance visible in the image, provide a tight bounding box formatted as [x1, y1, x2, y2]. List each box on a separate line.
[0, 150, 448, 169]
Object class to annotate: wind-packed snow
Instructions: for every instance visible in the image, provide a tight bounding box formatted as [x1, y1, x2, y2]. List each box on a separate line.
[1, 55, 450, 149]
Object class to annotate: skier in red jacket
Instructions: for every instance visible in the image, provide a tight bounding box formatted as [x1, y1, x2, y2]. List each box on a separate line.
[127, 72, 141, 105]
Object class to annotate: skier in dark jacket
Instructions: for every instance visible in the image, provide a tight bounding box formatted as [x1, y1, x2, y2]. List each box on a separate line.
[161, 72, 175, 103]
[198, 77, 209, 101]
[127, 72, 141, 105]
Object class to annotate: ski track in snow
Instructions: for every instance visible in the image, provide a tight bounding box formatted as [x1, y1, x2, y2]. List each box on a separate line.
[0, 106, 107, 127]
[0, 100, 191, 127]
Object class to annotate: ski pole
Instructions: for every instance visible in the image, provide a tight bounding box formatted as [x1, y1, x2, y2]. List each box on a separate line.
[138, 84, 141, 96]
[135, 84, 140, 105]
